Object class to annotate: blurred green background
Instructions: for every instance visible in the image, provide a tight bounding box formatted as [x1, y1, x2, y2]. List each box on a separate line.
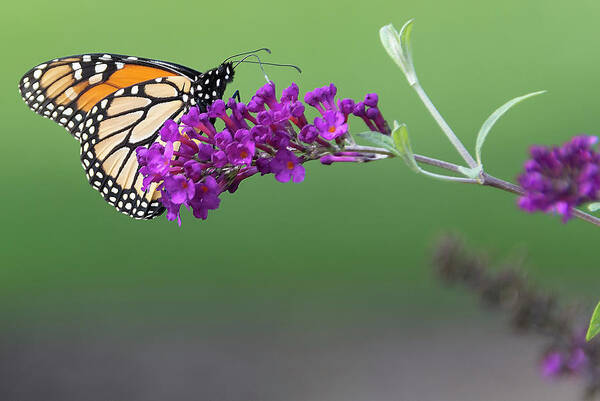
[2, 0, 599, 399]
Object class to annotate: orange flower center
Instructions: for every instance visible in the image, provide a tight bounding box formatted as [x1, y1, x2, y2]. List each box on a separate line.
[328, 126, 336, 133]
[240, 150, 248, 158]
[286, 161, 295, 170]
[201, 185, 208, 193]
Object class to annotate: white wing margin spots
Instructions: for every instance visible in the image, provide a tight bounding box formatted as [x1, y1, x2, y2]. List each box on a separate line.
[19, 56, 126, 139]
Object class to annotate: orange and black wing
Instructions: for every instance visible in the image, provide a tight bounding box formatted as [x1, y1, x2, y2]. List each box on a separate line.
[19, 53, 235, 220]
[18, 53, 196, 140]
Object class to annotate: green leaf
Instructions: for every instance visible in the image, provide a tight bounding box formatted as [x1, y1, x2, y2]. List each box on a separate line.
[475, 90, 546, 167]
[355, 130, 400, 156]
[586, 301, 600, 341]
[379, 19, 418, 85]
[391, 121, 420, 173]
[588, 202, 600, 212]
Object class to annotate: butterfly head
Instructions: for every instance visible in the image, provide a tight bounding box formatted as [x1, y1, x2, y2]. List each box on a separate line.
[193, 62, 235, 105]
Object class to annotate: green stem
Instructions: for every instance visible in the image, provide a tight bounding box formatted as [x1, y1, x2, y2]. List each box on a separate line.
[411, 83, 478, 168]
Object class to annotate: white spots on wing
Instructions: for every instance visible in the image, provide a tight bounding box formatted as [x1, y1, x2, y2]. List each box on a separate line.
[85, 119, 93, 127]
[114, 88, 124, 96]
[36, 94, 45, 102]
[75, 114, 83, 121]
[46, 103, 54, 110]
[89, 126, 96, 134]
[126, 56, 138, 60]
[116, 62, 124, 69]
[33, 69, 42, 79]
[101, 54, 112, 60]
[92, 106, 98, 114]
[204, 79, 209, 85]
[83, 55, 92, 62]
[32, 82, 39, 90]
[67, 121, 74, 129]
[63, 107, 73, 115]
[72, 62, 81, 70]
[212, 91, 217, 97]
[101, 99, 109, 108]
[95, 63, 107, 73]
[74, 70, 83, 80]
[216, 79, 221, 87]
[22, 77, 29, 83]
[131, 85, 139, 95]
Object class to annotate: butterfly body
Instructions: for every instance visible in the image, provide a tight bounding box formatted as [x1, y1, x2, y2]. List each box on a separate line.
[19, 54, 234, 219]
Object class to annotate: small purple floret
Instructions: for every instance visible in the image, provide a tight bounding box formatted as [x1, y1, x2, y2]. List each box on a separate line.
[270, 150, 305, 183]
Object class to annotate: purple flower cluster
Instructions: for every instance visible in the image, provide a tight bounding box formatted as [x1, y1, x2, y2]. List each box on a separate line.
[136, 81, 389, 225]
[518, 135, 600, 221]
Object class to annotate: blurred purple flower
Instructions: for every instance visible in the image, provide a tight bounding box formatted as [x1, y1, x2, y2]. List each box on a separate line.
[518, 135, 600, 221]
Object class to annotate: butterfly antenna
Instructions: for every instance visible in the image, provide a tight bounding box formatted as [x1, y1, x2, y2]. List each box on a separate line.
[222, 48, 271, 63]
[232, 54, 271, 82]
[232, 55, 302, 83]
[235, 60, 302, 74]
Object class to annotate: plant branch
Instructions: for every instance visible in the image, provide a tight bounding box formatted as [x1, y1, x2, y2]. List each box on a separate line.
[346, 144, 600, 227]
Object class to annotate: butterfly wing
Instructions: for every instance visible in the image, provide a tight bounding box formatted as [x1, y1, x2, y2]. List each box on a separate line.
[18, 53, 198, 140]
[19, 53, 234, 220]
[79, 75, 194, 219]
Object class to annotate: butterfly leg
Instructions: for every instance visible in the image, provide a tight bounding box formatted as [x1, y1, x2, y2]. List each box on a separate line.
[231, 89, 241, 102]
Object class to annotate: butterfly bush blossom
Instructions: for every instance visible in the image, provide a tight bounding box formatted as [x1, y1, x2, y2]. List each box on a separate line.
[136, 82, 389, 225]
[517, 135, 600, 222]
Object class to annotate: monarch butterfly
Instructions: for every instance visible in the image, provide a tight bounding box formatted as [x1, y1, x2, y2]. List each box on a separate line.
[18, 53, 237, 219]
